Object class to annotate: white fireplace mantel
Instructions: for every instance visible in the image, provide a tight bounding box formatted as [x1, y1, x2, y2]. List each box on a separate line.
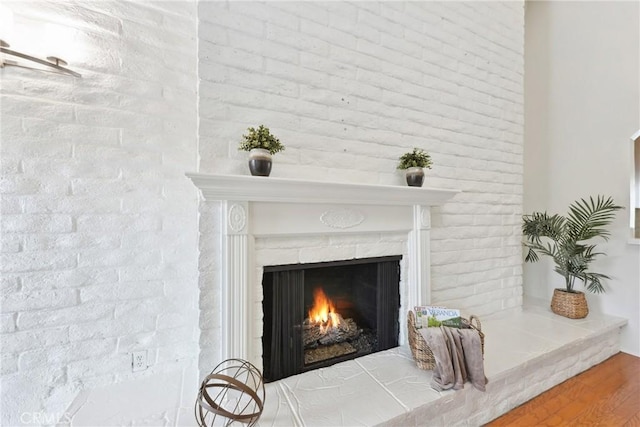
[186, 173, 459, 206]
[187, 173, 459, 362]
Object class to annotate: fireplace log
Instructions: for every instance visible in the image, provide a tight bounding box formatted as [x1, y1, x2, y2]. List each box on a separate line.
[303, 315, 361, 347]
[304, 342, 357, 365]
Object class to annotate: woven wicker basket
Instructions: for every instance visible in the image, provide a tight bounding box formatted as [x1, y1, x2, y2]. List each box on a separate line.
[550, 288, 589, 319]
[407, 310, 484, 370]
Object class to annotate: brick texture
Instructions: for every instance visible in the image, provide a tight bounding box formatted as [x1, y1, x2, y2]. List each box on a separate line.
[197, 0, 525, 374]
[0, 1, 198, 425]
[1, 0, 525, 424]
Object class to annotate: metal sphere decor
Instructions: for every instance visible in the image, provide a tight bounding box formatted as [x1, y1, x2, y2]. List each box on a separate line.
[195, 359, 265, 426]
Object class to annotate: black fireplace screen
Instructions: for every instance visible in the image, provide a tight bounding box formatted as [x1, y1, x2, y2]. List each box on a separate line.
[262, 256, 401, 382]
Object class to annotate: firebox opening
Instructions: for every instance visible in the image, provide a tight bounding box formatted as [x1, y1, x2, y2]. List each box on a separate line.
[262, 256, 401, 383]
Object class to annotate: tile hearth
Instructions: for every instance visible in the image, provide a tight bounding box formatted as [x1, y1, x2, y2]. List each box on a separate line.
[257, 299, 626, 427]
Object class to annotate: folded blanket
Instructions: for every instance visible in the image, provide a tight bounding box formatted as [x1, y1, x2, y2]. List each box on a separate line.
[419, 326, 487, 392]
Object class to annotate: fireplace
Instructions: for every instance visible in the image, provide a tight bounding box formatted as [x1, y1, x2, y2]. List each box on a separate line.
[262, 256, 401, 382]
[187, 173, 458, 376]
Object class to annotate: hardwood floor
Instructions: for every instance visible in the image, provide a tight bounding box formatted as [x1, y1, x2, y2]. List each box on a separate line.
[485, 352, 640, 426]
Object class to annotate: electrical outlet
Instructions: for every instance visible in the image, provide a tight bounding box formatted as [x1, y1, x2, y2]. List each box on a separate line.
[132, 350, 147, 372]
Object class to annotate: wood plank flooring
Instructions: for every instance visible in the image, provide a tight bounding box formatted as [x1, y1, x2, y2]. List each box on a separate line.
[485, 352, 640, 426]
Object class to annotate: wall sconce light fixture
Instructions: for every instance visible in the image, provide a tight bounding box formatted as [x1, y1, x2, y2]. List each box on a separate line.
[0, 39, 82, 78]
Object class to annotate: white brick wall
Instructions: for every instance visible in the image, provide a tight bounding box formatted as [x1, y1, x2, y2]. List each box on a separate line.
[1, 1, 525, 424]
[1, 1, 198, 425]
[198, 0, 525, 372]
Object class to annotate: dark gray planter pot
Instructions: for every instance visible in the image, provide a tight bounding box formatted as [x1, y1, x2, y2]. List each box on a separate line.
[405, 167, 425, 187]
[248, 148, 272, 177]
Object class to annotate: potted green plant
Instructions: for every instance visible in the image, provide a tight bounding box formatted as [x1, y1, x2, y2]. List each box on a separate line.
[239, 125, 285, 176]
[522, 195, 623, 318]
[397, 148, 433, 187]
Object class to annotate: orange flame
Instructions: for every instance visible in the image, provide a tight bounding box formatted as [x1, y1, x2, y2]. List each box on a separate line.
[308, 288, 341, 329]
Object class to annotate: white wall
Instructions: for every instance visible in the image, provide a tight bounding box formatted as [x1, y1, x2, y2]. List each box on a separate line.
[197, 1, 526, 373]
[524, 1, 640, 356]
[0, 1, 200, 425]
[0, 1, 529, 424]
[635, 137, 640, 208]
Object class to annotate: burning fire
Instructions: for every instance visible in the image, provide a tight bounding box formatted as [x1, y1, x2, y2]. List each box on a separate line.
[308, 288, 341, 330]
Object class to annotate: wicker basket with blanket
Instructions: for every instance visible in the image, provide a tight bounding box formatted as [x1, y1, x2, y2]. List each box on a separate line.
[407, 310, 484, 370]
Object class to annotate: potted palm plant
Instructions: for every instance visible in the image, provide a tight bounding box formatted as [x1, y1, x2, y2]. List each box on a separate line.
[397, 148, 433, 187]
[522, 195, 623, 319]
[239, 125, 285, 176]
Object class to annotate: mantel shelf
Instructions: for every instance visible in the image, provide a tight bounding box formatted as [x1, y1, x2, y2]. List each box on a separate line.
[186, 173, 460, 206]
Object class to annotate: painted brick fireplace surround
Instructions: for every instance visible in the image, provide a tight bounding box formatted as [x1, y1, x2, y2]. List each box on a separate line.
[188, 173, 458, 372]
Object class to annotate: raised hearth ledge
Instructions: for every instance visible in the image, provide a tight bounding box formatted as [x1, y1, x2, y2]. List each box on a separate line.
[257, 299, 627, 426]
[186, 173, 460, 206]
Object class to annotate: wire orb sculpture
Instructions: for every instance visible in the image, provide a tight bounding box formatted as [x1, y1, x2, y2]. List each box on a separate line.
[195, 359, 265, 427]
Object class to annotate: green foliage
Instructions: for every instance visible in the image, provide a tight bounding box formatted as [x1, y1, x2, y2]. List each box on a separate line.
[427, 316, 441, 327]
[239, 125, 285, 155]
[397, 148, 433, 170]
[522, 196, 623, 293]
[426, 315, 462, 328]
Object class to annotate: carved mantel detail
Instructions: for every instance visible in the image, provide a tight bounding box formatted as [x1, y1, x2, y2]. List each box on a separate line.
[227, 203, 247, 234]
[320, 209, 365, 229]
